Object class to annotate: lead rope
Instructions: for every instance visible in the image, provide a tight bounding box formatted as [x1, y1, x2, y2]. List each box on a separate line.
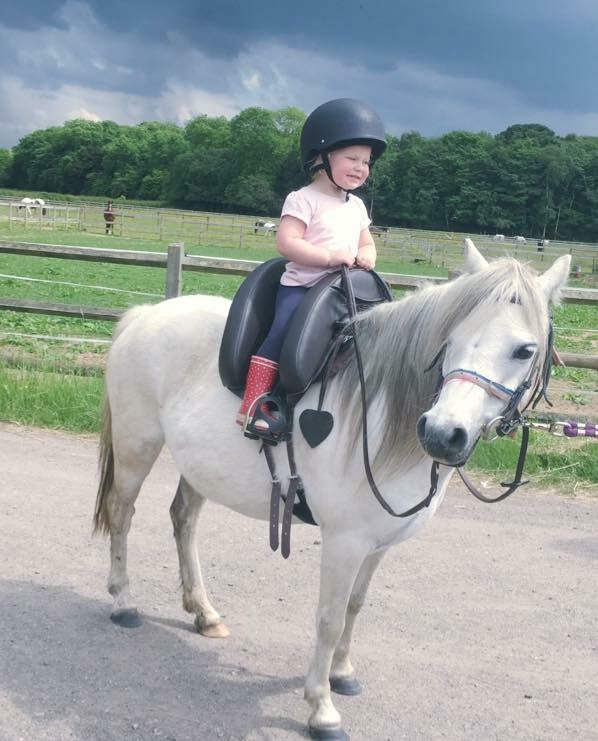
[340, 266, 441, 518]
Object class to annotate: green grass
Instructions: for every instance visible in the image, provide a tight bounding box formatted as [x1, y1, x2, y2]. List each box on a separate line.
[0, 365, 103, 432]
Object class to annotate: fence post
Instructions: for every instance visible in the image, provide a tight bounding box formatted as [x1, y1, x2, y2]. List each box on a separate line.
[166, 242, 184, 297]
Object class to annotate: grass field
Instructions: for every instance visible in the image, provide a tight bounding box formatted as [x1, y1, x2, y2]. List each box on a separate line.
[0, 219, 596, 493]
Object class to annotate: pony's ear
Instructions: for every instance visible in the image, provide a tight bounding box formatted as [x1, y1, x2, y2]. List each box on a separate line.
[463, 238, 488, 272]
[537, 254, 571, 304]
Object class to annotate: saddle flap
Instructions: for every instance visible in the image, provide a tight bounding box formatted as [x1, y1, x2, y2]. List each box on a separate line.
[279, 269, 392, 396]
[219, 257, 287, 393]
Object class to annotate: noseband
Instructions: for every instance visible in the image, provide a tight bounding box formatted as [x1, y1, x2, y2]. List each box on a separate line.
[441, 324, 554, 503]
[441, 366, 532, 439]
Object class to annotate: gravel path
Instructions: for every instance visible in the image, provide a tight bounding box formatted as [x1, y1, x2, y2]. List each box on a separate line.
[1, 422, 596, 741]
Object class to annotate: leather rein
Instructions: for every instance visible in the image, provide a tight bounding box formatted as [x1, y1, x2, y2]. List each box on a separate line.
[341, 266, 554, 515]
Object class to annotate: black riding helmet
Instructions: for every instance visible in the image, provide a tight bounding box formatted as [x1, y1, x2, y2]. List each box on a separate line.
[300, 98, 387, 197]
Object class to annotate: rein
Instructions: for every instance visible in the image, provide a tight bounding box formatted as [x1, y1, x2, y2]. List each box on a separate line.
[341, 267, 442, 518]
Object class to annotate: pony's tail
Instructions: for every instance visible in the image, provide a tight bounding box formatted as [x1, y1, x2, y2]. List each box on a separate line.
[93, 391, 114, 535]
[93, 305, 149, 535]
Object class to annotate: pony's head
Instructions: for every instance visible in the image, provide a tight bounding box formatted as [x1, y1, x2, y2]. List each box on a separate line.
[416, 239, 570, 465]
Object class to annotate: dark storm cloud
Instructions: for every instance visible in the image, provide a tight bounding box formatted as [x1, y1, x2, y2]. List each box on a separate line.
[1, 0, 598, 148]
[5, 0, 598, 111]
[82, 0, 598, 113]
[1, 0, 69, 31]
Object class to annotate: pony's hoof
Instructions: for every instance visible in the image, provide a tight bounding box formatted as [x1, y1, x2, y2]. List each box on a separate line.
[309, 726, 349, 740]
[195, 617, 229, 638]
[330, 676, 362, 696]
[110, 608, 142, 628]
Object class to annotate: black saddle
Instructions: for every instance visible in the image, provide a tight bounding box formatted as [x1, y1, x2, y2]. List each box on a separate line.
[219, 257, 393, 399]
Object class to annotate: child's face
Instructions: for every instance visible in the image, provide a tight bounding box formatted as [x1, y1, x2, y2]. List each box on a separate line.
[328, 144, 372, 190]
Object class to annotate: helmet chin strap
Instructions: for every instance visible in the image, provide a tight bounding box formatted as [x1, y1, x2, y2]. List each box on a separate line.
[311, 152, 354, 201]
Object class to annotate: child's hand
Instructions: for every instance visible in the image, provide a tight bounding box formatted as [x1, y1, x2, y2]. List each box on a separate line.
[355, 245, 376, 270]
[328, 249, 356, 268]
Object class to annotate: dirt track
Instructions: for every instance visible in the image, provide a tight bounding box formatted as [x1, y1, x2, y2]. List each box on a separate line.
[0, 422, 596, 741]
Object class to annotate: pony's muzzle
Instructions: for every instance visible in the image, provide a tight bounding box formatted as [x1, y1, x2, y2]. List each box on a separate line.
[416, 413, 470, 465]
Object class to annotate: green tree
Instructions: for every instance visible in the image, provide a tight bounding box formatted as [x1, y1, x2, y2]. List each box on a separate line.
[224, 174, 279, 214]
[10, 126, 61, 190]
[273, 106, 306, 199]
[360, 134, 398, 223]
[8, 108, 598, 241]
[168, 148, 233, 208]
[185, 115, 231, 151]
[0, 148, 11, 186]
[229, 107, 282, 181]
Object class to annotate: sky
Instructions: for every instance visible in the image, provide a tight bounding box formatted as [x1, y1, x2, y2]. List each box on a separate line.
[2, 0, 598, 149]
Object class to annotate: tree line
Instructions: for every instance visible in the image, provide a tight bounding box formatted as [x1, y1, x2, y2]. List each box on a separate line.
[1, 107, 598, 241]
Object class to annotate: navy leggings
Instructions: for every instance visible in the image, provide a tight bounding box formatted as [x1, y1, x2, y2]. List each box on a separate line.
[257, 284, 308, 362]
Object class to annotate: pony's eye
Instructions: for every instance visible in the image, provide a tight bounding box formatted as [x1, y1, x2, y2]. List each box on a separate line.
[513, 345, 535, 360]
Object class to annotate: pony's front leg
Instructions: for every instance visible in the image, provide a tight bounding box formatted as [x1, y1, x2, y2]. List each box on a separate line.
[170, 477, 229, 638]
[305, 535, 367, 740]
[330, 550, 386, 696]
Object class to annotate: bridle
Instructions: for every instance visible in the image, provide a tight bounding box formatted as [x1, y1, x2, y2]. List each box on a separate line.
[427, 319, 554, 504]
[341, 266, 554, 516]
[442, 359, 543, 503]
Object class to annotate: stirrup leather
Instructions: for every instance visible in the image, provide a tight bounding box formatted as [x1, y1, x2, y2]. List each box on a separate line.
[244, 393, 289, 443]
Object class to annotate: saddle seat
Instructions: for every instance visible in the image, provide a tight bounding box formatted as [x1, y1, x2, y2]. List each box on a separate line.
[219, 257, 393, 404]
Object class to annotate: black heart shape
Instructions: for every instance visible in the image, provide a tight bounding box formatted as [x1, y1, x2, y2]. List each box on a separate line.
[299, 409, 334, 448]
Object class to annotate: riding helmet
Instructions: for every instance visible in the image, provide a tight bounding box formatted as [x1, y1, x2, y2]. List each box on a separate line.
[300, 98, 387, 173]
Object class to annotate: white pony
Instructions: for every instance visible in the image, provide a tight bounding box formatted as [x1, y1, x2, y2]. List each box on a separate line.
[94, 240, 570, 739]
[18, 197, 46, 216]
[254, 219, 277, 234]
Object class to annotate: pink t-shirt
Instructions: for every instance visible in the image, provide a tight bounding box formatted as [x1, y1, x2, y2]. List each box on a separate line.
[279, 184, 371, 287]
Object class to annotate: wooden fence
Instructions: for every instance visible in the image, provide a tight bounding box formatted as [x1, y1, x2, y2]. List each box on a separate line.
[1, 240, 597, 370]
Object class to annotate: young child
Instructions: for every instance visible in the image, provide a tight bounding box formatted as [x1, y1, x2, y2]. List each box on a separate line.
[237, 98, 387, 436]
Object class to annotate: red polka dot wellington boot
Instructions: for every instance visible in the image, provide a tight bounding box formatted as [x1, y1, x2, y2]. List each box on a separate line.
[236, 355, 280, 433]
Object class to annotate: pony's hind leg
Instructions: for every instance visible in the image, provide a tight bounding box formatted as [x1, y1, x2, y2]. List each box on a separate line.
[105, 437, 163, 628]
[170, 477, 229, 638]
[329, 549, 386, 696]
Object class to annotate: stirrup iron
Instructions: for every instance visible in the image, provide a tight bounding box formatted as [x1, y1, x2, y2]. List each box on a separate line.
[244, 393, 289, 444]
